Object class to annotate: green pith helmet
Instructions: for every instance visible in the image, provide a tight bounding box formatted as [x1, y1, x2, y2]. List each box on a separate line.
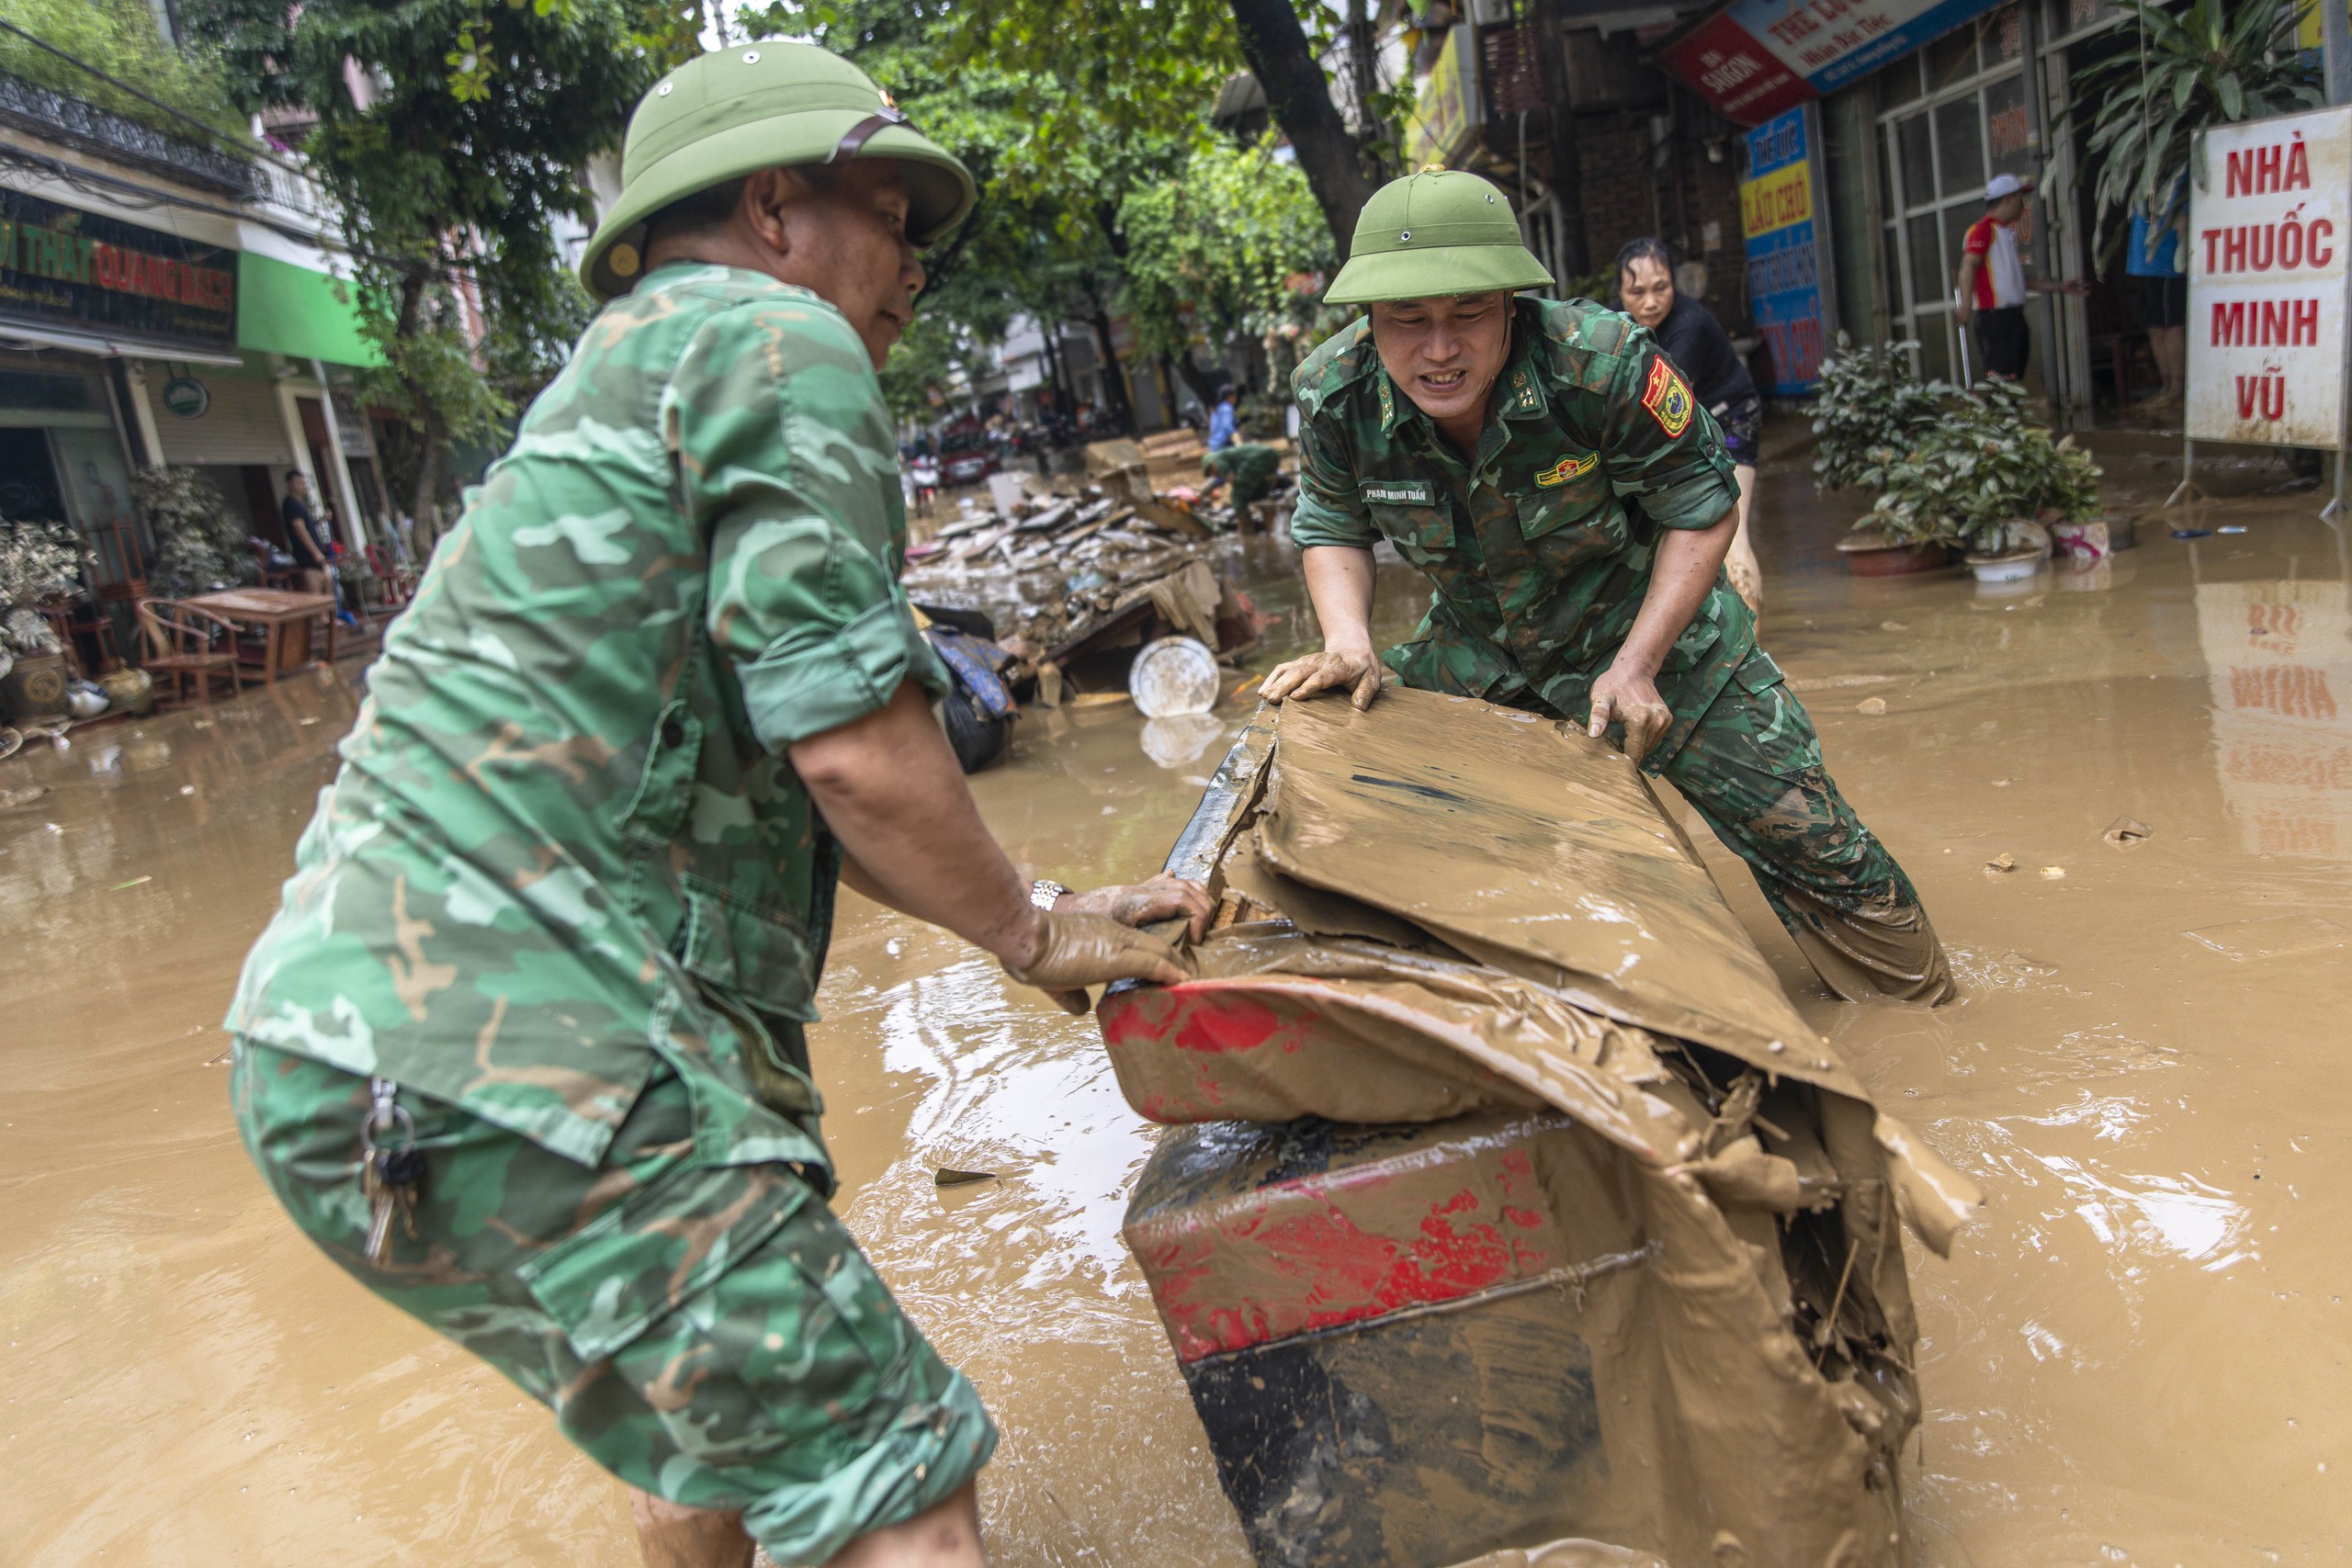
[580, 40, 978, 300]
[1323, 169, 1553, 306]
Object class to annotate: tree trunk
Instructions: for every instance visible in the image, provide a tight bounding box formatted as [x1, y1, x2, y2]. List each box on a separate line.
[390, 268, 447, 551]
[1165, 350, 1220, 420]
[1343, 0, 1384, 173]
[1227, 0, 1376, 257]
[1085, 305, 1135, 432]
[1530, 0, 1589, 278]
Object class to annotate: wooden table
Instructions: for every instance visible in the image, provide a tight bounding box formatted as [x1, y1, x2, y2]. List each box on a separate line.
[179, 588, 337, 682]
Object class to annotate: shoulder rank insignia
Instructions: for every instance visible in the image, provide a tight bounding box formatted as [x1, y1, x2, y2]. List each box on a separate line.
[1640, 356, 1694, 437]
[1533, 451, 1598, 488]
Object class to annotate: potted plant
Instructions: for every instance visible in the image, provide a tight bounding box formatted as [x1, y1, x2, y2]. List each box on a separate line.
[2077, 0, 2319, 265]
[1865, 379, 2103, 582]
[1812, 336, 1959, 575]
[136, 466, 260, 601]
[0, 517, 95, 723]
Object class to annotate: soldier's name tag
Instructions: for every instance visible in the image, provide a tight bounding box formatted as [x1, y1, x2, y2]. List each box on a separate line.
[1533, 452, 1599, 488]
[1361, 479, 1435, 505]
[1641, 357, 1694, 437]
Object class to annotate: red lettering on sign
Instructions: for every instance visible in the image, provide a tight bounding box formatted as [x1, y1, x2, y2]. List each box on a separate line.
[2235, 372, 2288, 422]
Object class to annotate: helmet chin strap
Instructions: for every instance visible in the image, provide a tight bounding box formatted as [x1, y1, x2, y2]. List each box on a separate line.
[827, 106, 910, 164]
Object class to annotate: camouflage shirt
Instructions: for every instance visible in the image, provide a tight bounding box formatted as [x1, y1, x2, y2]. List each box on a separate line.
[1288, 296, 1753, 767]
[228, 263, 949, 1172]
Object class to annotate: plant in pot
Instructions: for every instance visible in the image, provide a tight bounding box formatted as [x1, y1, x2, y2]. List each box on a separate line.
[1866, 379, 2103, 582]
[137, 466, 260, 601]
[2077, 0, 2319, 267]
[1812, 336, 1958, 574]
[0, 517, 96, 723]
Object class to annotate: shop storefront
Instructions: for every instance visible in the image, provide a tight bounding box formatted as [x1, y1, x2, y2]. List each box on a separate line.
[0, 186, 241, 585]
[1662, 0, 2135, 412]
[2, 174, 390, 584]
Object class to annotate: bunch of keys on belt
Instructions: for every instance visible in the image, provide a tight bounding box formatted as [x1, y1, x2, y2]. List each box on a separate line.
[361, 1075, 426, 1265]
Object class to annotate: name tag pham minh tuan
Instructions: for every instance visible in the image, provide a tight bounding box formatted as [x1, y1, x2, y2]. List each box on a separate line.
[1533, 452, 1599, 488]
[1362, 480, 1434, 505]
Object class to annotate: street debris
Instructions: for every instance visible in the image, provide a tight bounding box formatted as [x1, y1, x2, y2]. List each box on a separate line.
[2103, 814, 2153, 848]
[1986, 853, 2018, 874]
[933, 1168, 1000, 1187]
[1856, 696, 1888, 715]
[2040, 864, 2066, 879]
[899, 442, 1283, 728]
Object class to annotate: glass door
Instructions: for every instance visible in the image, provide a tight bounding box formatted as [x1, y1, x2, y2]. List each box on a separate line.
[1876, 6, 2036, 384]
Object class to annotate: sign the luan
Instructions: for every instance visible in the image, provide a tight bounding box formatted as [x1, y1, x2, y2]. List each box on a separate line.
[0, 190, 238, 349]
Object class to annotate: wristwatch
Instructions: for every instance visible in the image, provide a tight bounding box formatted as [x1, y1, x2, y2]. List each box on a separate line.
[1030, 878, 1071, 911]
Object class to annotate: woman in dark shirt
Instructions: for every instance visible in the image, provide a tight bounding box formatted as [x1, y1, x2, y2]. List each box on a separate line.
[1615, 238, 1763, 615]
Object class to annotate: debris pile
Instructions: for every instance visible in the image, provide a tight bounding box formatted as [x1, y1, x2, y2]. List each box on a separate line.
[901, 442, 1282, 702]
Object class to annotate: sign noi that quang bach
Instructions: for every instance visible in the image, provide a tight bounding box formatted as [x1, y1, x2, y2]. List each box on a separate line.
[0, 190, 238, 350]
[2187, 107, 2352, 450]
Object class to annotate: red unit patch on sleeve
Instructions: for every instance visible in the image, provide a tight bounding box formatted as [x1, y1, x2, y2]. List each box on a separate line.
[1640, 356, 1693, 437]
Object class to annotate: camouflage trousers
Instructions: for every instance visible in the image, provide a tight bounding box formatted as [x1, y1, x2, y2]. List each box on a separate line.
[1531, 647, 1951, 1003]
[1204, 443, 1283, 509]
[1652, 652, 1953, 1003]
[230, 1041, 997, 1564]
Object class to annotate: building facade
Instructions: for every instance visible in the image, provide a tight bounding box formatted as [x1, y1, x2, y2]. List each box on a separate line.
[0, 54, 387, 618]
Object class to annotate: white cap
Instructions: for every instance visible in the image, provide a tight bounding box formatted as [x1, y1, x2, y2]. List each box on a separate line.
[1985, 173, 2030, 201]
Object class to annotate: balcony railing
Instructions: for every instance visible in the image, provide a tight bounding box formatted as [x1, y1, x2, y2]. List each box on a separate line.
[0, 69, 257, 197]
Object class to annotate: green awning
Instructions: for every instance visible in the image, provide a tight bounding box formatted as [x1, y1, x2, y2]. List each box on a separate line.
[236, 251, 383, 367]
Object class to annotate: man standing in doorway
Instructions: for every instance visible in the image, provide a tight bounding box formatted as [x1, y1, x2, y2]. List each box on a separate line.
[282, 469, 357, 629]
[282, 469, 332, 592]
[1954, 174, 2087, 382]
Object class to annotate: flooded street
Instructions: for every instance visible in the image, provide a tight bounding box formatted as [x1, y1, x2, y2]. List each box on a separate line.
[6, 453, 2349, 1566]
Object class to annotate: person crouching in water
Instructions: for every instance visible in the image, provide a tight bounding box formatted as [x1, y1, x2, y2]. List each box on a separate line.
[1615, 239, 1764, 616]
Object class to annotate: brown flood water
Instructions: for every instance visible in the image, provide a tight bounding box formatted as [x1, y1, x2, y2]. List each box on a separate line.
[5, 458, 2350, 1565]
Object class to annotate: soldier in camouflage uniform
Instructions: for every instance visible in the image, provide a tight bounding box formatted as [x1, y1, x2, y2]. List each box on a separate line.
[228, 43, 1209, 1568]
[1201, 441, 1283, 510]
[1261, 171, 1950, 1004]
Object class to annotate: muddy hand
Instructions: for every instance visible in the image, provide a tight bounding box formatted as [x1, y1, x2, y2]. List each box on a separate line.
[1004, 910, 1190, 1013]
[1054, 874, 1215, 942]
[1587, 664, 1674, 765]
[1259, 648, 1383, 710]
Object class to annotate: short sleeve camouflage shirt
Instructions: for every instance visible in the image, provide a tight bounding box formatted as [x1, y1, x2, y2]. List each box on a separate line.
[227, 263, 950, 1172]
[1288, 296, 1754, 768]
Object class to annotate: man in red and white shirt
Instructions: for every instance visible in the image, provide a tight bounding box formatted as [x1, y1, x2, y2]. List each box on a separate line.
[1954, 173, 2087, 380]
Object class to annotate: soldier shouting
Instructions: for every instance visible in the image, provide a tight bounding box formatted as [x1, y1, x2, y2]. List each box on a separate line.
[226, 42, 1205, 1568]
[1261, 170, 1951, 1006]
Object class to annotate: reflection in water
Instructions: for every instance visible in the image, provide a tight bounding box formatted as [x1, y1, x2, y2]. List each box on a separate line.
[2197, 574, 2352, 858]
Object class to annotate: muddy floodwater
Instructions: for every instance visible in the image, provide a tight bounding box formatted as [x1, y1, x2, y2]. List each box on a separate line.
[6, 456, 2350, 1565]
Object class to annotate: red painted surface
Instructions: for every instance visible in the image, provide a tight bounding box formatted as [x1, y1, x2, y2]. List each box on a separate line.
[1132, 1139, 1568, 1364]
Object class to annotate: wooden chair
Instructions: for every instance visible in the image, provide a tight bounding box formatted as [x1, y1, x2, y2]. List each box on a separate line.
[134, 596, 246, 708]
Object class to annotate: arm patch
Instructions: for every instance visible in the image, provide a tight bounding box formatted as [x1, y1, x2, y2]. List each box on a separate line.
[1641, 356, 1694, 437]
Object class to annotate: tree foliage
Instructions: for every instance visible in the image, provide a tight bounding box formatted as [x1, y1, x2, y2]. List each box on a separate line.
[1119, 139, 1334, 365]
[0, 0, 248, 141]
[2075, 0, 2319, 263]
[187, 0, 655, 528]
